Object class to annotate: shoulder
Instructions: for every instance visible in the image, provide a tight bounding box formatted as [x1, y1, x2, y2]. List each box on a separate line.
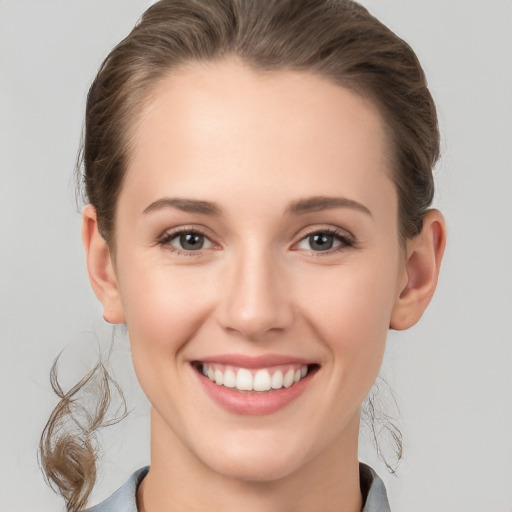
[360, 462, 391, 512]
[84, 467, 149, 512]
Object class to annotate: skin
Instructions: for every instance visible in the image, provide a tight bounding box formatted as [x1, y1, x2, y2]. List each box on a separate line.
[83, 60, 446, 512]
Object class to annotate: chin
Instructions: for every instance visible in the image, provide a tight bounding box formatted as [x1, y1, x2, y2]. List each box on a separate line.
[194, 433, 309, 483]
[207, 455, 302, 483]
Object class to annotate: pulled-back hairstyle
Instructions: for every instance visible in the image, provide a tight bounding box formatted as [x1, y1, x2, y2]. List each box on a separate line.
[40, 0, 439, 509]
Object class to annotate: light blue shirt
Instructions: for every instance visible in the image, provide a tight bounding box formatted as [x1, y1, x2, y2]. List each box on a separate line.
[85, 463, 391, 512]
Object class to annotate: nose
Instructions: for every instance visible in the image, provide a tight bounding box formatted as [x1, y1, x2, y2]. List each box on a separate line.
[217, 244, 294, 341]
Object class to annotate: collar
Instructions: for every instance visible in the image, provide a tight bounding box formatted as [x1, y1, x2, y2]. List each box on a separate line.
[85, 463, 391, 512]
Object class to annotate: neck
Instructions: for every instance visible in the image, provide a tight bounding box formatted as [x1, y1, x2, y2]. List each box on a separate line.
[137, 409, 362, 512]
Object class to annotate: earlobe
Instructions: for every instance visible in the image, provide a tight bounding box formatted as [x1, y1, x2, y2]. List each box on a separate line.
[81, 205, 126, 324]
[390, 209, 446, 330]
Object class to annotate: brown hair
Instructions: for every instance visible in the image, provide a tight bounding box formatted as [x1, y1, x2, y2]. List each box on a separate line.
[41, 0, 439, 509]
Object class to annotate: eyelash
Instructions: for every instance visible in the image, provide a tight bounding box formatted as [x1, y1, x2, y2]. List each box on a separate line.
[158, 227, 355, 257]
[295, 227, 355, 257]
[158, 227, 216, 257]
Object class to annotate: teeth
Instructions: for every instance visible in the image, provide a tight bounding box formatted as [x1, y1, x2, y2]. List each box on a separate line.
[201, 363, 309, 392]
[235, 368, 253, 391]
[214, 369, 223, 385]
[253, 369, 271, 391]
[271, 370, 283, 389]
[223, 369, 236, 388]
[283, 369, 294, 388]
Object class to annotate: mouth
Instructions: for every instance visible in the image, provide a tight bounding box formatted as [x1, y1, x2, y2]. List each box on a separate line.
[191, 357, 319, 415]
[193, 361, 316, 393]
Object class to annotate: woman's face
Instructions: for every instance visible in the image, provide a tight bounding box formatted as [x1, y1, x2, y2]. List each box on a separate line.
[110, 60, 407, 481]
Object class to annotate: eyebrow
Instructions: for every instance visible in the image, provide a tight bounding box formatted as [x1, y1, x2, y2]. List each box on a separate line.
[285, 196, 372, 217]
[142, 195, 372, 217]
[143, 197, 222, 216]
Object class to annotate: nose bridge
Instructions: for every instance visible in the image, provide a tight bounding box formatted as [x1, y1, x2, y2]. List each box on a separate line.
[219, 239, 292, 339]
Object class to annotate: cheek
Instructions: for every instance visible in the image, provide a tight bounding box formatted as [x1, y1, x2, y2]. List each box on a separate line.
[116, 259, 215, 361]
[116, 262, 218, 415]
[294, 254, 400, 381]
[300, 262, 398, 340]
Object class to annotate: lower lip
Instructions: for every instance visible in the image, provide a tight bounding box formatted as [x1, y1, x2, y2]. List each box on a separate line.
[194, 367, 314, 416]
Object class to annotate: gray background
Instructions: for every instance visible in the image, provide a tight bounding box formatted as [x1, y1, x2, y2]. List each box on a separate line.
[1, 1, 511, 510]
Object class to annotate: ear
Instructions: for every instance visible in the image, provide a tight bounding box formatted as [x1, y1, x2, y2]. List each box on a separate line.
[82, 204, 126, 324]
[390, 209, 446, 330]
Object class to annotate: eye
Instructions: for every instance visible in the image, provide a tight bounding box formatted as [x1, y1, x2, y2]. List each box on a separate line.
[295, 229, 353, 253]
[160, 230, 214, 253]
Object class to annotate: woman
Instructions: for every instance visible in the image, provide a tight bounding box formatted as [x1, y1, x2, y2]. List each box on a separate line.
[40, 0, 446, 510]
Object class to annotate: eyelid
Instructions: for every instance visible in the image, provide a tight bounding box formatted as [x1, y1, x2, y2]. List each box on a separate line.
[291, 226, 356, 254]
[157, 224, 356, 256]
[158, 225, 220, 255]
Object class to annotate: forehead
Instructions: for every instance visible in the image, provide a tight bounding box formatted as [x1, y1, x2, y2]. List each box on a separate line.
[122, 59, 395, 218]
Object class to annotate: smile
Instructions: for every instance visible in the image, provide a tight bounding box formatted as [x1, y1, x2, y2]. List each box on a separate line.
[192, 357, 318, 415]
[200, 362, 309, 392]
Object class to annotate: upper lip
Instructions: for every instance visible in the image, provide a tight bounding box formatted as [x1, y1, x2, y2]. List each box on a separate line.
[193, 353, 316, 369]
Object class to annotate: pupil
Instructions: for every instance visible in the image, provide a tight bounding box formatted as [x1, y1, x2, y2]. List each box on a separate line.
[310, 233, 333, 251]
[180, 233, 203, 250]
